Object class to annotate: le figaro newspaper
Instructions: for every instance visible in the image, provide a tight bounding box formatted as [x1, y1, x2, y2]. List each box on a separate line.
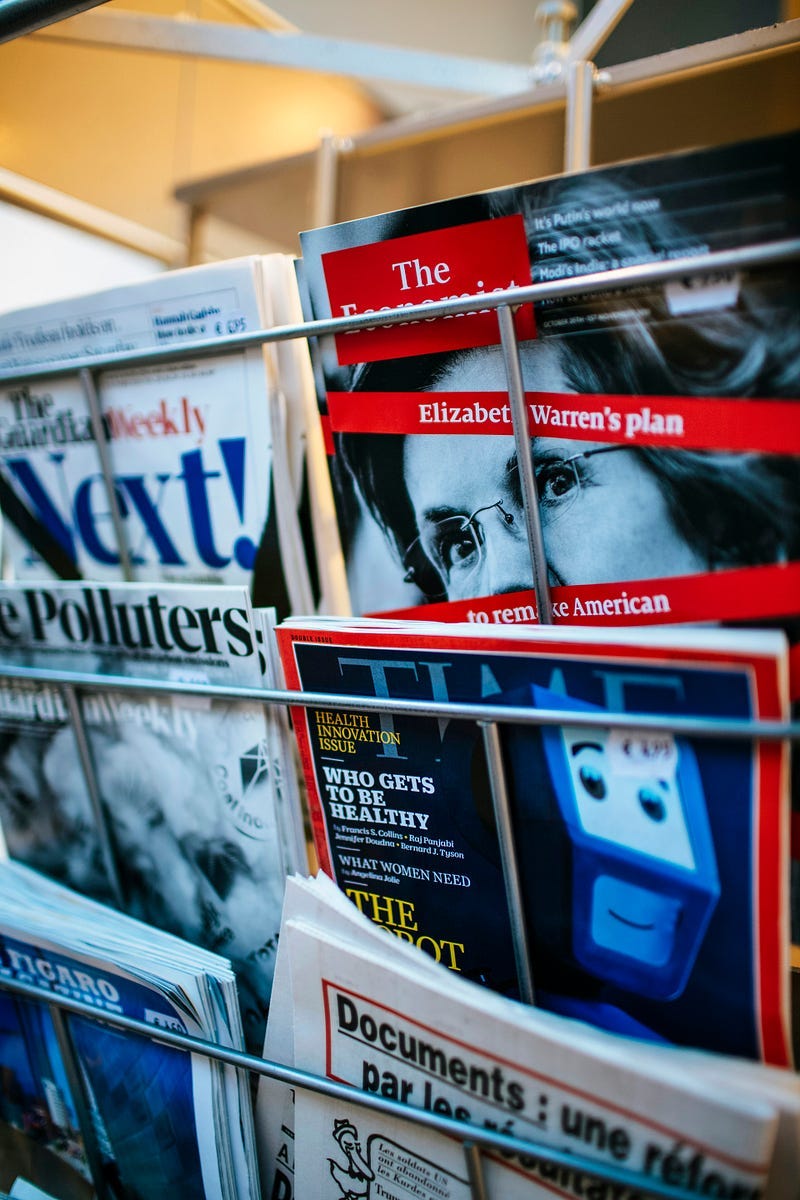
[0, 580, 303, 1051]
[0, 256, 316, 615]
[257, 874, 799, 1200]
[0, 858, 260, 1200]
[298, 130, 800, 627]
[276, 617, 792, 1067]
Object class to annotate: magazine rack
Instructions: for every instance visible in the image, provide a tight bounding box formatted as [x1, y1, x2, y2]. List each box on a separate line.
[0, 239, 799, 1200]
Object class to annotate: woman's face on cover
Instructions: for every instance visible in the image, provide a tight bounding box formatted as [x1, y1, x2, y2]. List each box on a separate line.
[401, 342, 705, 596]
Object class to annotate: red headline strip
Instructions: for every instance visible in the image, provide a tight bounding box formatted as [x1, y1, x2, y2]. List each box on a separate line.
[754, 739, 791, 1065]
[374, 561, 800, 628]
[319, 412, 335, 457]
[321, 215, 535, 366]
[328, 390, 800, 454]
[788, 642, 800, 702]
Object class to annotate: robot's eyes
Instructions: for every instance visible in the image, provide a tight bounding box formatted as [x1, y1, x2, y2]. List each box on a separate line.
[578, 764, 607, 800]
[638, 787, 666, 822]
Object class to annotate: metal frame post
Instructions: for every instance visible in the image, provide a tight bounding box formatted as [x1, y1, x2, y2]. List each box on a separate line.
[497, 304, 553, 624]
[479, 720, 536, 1005]
[79, 366, 134, 581]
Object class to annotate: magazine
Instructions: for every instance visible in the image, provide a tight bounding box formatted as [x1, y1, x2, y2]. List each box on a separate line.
[298, 130, 800, 626]
[275, 617, 792, 1065]
[0, 256, 314, 616]
[0, 581, 303, 1051]
[258, 872, 800, 1200]
[0, 857, 260, 1200]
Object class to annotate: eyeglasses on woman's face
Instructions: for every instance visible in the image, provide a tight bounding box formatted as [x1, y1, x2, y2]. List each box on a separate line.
[402, 445, 634, 600]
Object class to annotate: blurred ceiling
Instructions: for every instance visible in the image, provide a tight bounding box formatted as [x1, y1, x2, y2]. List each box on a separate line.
[0, 0, 794, 261]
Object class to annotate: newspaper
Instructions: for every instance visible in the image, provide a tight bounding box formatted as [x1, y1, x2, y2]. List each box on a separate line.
[0, 581, 302, 1050]
[275, 616, 793, 1066]
[0, 858, 260, 1199]
[257, 872, 800, 1200]
[0, 255, 314, 616]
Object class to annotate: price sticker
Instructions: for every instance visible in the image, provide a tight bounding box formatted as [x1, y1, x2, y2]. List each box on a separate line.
[607, 729, 678, 777]
[665, 270, 740, 316]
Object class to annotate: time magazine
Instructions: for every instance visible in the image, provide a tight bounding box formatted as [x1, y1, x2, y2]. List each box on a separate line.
[276, 617, 792, 1066]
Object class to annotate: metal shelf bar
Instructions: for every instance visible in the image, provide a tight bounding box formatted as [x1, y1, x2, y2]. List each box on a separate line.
[0, 662, 796, 741]
[497, 302, 553, 626]
[80, 366, 134, 582]
[1, 238, 797, 384]
[480, 719, 536, 1004]
[0, 974, 713, 1200]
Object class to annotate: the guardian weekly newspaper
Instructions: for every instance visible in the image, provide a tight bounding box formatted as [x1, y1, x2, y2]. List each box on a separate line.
[0, 256, 314, 615]
[276, 618, 792, 1066]
[298, 130, 800, 628]
[0, 581, 301, 1050]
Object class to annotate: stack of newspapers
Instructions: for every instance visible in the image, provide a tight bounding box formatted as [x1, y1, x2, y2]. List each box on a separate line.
[257, 872, 800, 1200]
[0, 254, 345, 618]
[0, 580, 306, 1052]
[0, 858, 260, 1199]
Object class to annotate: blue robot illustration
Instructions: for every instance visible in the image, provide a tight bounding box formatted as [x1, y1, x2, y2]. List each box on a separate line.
[505, 685, 721, 1002]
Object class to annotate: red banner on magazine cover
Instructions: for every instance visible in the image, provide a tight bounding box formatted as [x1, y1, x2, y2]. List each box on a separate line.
[277, 619, 791, 1066]
[326, 391, 800, 454]
[321, 216, 536, 366]
[375, 562, 800, 629]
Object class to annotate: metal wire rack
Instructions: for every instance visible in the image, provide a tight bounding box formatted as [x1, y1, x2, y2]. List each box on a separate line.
[0, 236, 798, 1200]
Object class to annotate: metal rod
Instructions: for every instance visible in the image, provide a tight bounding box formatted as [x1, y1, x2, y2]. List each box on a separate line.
[497, 303, 553, 625]
[48, 1001, 113, 1200]
[463, 1141, 489, 1200]
[479, 720, 536, 1004]
[79, 367, 134, 581]
[0, 662, 796, 740]
[0, 0, 110, 44]
[313, 132, 341, 231]
[566, 0, 636, 64]
[0, 975, 709, 1200]
[34, 10, 533, 97]
[61, 683, 127, 910]
[564, 59, 594, 171]
[1, 238, 797, 384]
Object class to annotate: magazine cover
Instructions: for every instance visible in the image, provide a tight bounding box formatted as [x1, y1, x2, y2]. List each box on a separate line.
[299, 130, 800, 627]
[277, 618, 791, 1065]
[0, 257, 311, 615]
[0, 860, 259, 1200]
[285, 917, 783, 1200]
[0, 582, 296, 1051]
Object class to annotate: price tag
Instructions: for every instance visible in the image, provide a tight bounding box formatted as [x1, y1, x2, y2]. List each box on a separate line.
[665, 270, 740, 316]
[607, 729, 678, 777]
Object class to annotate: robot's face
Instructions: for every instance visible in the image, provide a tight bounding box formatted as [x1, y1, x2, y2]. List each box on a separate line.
[562, 726, 695, 871]
[550, 724, 722, 991]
